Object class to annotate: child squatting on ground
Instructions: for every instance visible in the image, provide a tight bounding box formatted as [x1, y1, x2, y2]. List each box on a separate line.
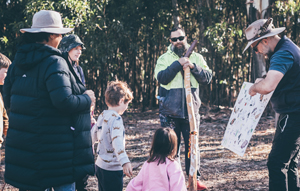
[91, 80, 133, 191]
[126, 127, 187, 191]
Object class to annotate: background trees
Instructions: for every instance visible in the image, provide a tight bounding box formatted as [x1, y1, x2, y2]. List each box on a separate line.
[1, 0, 299, 112]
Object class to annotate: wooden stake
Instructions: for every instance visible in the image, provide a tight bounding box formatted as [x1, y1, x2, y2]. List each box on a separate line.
[183, 40, 198, 191]
[184, 67, 198, 191]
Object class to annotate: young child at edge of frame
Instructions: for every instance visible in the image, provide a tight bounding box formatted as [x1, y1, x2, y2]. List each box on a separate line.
[0, 53, 10, 162]
[126, 127, 187, 191]
[91, 80, 133, 191]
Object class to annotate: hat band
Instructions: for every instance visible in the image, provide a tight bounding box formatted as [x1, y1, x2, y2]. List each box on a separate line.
[31, 25, 64, 29]
[248, 18, 274, 42]
[249, 29, 271, 41]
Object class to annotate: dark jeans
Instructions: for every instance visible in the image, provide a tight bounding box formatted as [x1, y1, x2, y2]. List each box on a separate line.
[19, 177, 87, 191]
[95, 165, 123, 191]
[267, 113, 300, 191]
[159, 113, 201, 177]
[19, 183, 75, 191]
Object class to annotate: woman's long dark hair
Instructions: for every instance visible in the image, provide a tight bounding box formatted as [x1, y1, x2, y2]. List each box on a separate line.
[147, 127, 177, 165]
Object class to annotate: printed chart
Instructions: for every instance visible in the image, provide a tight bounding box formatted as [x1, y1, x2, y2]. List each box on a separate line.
[221, 82, 273, 156]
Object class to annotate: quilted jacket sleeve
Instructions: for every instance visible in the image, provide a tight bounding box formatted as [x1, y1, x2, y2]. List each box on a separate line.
[44, 56, 91, 113]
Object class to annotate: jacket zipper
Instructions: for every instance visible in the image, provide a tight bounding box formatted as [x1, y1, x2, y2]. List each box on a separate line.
[172, 51, 186, 119]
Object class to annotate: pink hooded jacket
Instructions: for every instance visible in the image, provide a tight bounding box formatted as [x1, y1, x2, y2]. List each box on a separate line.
[126, 158, 187, 191]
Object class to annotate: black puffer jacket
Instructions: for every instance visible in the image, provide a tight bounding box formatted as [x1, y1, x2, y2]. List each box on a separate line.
[3, 43, 94, 191]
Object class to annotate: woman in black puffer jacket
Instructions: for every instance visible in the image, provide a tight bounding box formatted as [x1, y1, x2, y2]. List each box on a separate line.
[3, 10, 95, 191]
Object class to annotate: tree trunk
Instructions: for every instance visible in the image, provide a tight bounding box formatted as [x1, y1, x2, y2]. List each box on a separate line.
[252, 53, 266, 81]
[247, 0, 275, 117]
[172, 0, 179, 27]
[247, 0, 268, 83]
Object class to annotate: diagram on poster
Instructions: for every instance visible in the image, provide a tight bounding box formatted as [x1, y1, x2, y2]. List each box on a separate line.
[221, 82, 273, 156]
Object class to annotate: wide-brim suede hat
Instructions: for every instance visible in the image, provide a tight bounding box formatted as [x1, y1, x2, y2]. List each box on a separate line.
[20, 10, 73, 34]
[242, 18, 285, 53]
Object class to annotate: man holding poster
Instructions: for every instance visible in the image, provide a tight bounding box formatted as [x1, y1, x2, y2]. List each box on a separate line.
[243, 18, 300, 191]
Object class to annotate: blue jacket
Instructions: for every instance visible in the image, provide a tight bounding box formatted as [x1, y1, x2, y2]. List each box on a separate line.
[3, 43, 94, 190]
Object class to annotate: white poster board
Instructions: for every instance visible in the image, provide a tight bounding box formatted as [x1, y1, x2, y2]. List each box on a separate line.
[221, 82, 273, 156]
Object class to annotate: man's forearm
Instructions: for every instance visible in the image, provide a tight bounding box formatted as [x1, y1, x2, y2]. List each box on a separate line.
[249, 70, 284, 96]
[249, 80, 274, 96]
[156, 61, 182, 85]
[191, 64, 212, 84]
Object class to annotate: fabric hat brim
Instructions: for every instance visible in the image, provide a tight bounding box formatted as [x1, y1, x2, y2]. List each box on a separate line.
[242, 27, 286, 53]
[60, 42, 86, 53]
[71, 42, 86, 50]
[20, 27, 73, 34]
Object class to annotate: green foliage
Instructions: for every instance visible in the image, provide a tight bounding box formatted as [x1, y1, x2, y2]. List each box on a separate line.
[273, 0, 300, 45]
[21, 0, 92, 28]
[275, 0, 300, 15]
[0, 36, 8, 44]
[1, 0, 300, 109]
[205, 22, 243, 53]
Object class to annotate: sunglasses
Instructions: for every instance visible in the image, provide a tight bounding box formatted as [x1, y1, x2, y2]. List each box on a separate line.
[252, 39, 263, 52]
[171, 36, 185, 42]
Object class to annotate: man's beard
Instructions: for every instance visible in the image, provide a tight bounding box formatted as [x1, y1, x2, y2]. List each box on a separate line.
[266, 49, 273, 59]
[172, 43, 188, 57]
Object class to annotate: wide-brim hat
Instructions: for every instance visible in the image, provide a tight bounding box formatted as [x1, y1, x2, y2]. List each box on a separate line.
[20, 10, 73, 34]
[242, 18, 285, 53]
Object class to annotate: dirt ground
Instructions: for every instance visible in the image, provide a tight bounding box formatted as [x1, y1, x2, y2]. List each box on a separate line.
[0, 106, 276, 191]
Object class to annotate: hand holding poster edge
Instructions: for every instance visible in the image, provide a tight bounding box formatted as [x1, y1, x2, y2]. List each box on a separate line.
[222, 82, 274, 157]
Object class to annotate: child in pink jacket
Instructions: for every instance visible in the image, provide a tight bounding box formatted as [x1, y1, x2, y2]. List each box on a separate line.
[126, 127, 187, 191]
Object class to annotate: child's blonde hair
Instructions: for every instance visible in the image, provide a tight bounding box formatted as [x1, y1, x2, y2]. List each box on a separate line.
[147, 127, 177, 165]
[105, 80, 133, 106]
[0, 53, 11, 69]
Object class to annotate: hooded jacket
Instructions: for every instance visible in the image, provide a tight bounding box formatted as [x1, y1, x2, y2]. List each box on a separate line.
[61, 52, 85, 85]
[3, 43, 94, 190]
[154, 44, 212, 118]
